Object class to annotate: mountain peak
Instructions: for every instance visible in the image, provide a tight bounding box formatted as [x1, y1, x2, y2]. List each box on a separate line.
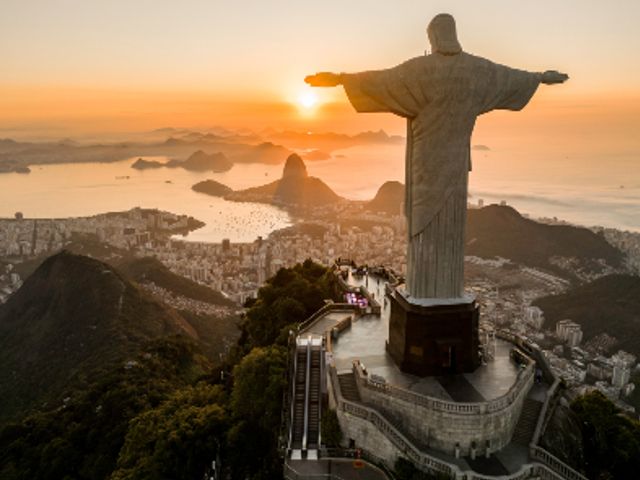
[281, 154, 308, 179]
[367, 181, 405, 214]
[0, 251, 196, 420]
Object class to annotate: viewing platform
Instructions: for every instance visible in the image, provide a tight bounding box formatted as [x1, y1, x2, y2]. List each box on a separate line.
[285, 267, 588, 480]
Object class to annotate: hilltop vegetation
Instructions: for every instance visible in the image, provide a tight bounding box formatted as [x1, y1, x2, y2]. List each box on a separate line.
[466, 205, 623, 279]
[239, 258, 341, 349]
[571, 392, 640, 479]
[540, 390, 640, 480]
[362, 186, 623, 280]
[116, 256, 234, 307]
[0, 253, 339, 479]
[0, 336, 213, 480]
[0, 251, 195, 422]
[534, 274, 640, 355]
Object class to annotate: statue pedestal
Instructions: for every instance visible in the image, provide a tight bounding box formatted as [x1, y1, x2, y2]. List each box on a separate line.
[386, 288, 480, 376]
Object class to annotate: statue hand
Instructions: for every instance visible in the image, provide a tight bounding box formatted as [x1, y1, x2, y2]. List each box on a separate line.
[541, 70, 569, 85]
[304, 72, 342, 87]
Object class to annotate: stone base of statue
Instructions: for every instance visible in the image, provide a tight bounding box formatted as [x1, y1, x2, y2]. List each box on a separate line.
[386, 288, 480, 376]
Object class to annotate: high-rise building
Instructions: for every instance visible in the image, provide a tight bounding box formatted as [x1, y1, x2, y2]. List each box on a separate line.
[525, 306, 544, 330]
[612, 361, 631, 389]
[556, 319, 583, 347]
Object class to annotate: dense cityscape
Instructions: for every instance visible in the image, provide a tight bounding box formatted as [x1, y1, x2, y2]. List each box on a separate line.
[2, 202, 640, 418]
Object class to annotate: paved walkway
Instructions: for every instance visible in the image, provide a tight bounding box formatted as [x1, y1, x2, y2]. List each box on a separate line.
[304, 310, 354, 336]
[437, 374, 485, 402]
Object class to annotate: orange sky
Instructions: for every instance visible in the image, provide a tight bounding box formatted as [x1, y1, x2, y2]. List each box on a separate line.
[2, 85, 638, 160]
[1, 0, 639, 158]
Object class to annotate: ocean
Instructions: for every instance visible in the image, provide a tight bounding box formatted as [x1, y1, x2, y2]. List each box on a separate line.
[0, 146, 638, 243]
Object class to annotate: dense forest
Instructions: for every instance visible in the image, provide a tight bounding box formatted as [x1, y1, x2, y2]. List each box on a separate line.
[570, 391, 640, 479]
[0, 258, 340, 480]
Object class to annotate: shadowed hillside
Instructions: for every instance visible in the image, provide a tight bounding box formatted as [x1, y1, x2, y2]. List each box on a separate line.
[466, 205, 624, 277]
[362, 186, 623, 278]
[116, 256, 235, 307]
[366, 180, 405, 214]
[533, 274, 640, 355]
[0, 251, 196, 421]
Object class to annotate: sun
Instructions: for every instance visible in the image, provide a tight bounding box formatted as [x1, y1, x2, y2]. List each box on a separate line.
[298, 91, 318, 109]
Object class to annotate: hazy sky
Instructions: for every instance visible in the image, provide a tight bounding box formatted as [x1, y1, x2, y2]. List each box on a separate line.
[1, 0, 639, 143]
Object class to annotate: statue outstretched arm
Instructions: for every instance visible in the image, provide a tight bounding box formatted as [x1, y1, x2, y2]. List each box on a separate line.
[540, 70, 569, 85]
[305, 60, 423, 117]
[305, 72, 345, 87]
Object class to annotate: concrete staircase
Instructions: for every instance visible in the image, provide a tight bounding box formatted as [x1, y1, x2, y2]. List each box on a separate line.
[338, 373, 432, 452]
[512, 398, 543, 445]
[337, 373, 361, 402]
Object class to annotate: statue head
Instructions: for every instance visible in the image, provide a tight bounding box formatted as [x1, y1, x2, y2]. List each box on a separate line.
[427, 14, 462, 55]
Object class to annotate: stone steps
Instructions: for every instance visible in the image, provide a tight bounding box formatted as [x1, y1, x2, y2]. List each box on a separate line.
[512, 398, 543, 445]
[337, 373, 361, 402]
[337, 373, 431, 452]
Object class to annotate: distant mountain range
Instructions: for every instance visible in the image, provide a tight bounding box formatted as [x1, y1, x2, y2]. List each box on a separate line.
[263, 129, 404, 150]
[162, 138, 293, 165]
[0, 135, 292, 171]
[132, 150, 234, 172]
[0, 127, 403, 173]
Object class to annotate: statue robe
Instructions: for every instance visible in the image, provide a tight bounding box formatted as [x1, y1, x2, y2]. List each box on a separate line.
[342, 52, 540, 299]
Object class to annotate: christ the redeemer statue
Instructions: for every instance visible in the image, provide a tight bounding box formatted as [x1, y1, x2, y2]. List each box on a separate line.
[306, 14, 568, 300]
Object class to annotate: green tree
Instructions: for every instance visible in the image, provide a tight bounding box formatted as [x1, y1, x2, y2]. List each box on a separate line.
[242, 260, 339, 349]
[571, 391, 640, 479]
[111, 383, 227, 480]
[320, 409, 342, 447]
[231, 346, 287, 431]
[0, 336, 210, 480]
[227, 346, 288, 479]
